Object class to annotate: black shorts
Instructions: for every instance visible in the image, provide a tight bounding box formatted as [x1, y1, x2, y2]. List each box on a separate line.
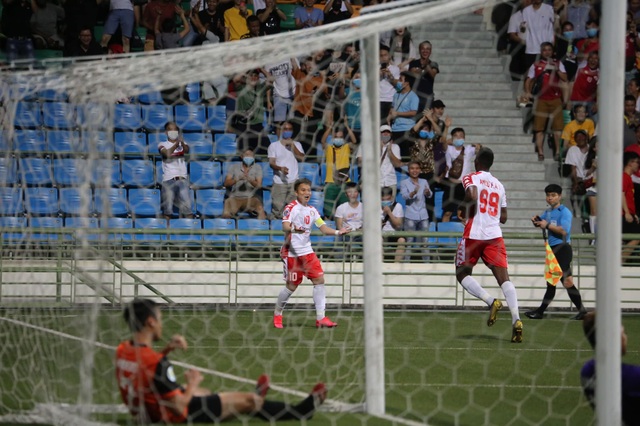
[623, 219, 640, 240]
[187, 394, 222, 423]
[383, 235, 405, 244]
[552, 243, 572, 279]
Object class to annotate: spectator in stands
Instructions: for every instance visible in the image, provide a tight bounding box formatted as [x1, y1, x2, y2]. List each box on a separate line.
[408, 41, 439, 112]
[557, 0, 591, 40]
[141, 0, 176, 48]
[565, 130, 594, 217]
[625, 12, 640, 81]
[379, 44, 401, 126]
[323, 0, 352, 25]
[577, 19, 600, 63]
[382, 27, 417, 71]
[389, 71, 419, 161]
[231, 69, 270, 155]
[491, 0, 519, 55]
[507, 0, 532, 81]
[400, 161, 431, 261]
[381, 186, 405, 263]
[321, 118, 357, 219]
[624, 94, 640, 148]
[222, 149, 267, 219]
[625, 127, 640, 215]
[291, 55, 327, 155]
[155, 5, 191, 49]
[62, 0, 99, 50]
[224, 0, 251, 41]
[524, 42, 567, 161]
[442, 127, 480, 223]
[518, 0, 557, 77]
[570, 51, 599, 120]
[265, 58, 295, 134]
[294, 0, 323, 29]
[622, 151, 640, 264]
[335, 182, 362, 232]
[268, 122, 305, 219]
[240, 15, 263, 38]
[631, 0, 640, 26]
[30, 0, 66, 49]
[344, 69, 362, 142]
[584, 136, 597, 236]
[629, 77, 640, 112]
[357, 125, 402, 197]
[190, 0, 224, 44]
[256, 0, 286, 36]
[554, 21, 579, 82]
[159, 122, 193, 220]
[561, 104, 595, 153]
[2, 0, 34, 61]
[64, 26, 103, 57]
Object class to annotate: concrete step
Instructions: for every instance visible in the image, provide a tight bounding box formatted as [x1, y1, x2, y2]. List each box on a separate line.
[441, 117, 522, 128]
[454, 109, 522, 118]
[490, 161, 546, 173]
[461, 135, 531, 144]
[436, 82, 512, 91]
[438, 67, 507, 77]
[427, 39, 495, 49]
[435, 55, 503, 66]
[443, 99, 516, 109]
[438, 90, 513, 101]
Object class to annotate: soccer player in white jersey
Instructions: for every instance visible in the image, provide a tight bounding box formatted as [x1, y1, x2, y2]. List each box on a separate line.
[273, 178, 351, 329]
[456, 148, 523, 343]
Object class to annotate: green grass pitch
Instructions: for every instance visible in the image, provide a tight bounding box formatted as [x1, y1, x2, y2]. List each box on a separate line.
[3, 308, 637, 425]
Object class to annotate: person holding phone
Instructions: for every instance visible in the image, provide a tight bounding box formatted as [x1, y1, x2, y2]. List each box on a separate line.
[159, 122, 193, 220]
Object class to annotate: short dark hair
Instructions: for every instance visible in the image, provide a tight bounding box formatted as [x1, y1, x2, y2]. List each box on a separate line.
[625, 94, 637, 103]
[164, 121, 177, 131]
[294, 178, 312, 191]
[561, 21, 574, 29]
[544, 183, 562, 195]
[450, 127, 465, 137]
[246, 15, 260, 25]
[573, 104, 587, 115]
[582, 311, 596, 349]
[407, 160, 421, 169]
[540, 41, 554, 50]
[123, 299, 158, 332]
[345, 182, 358, 191]
[379, 44, 390, 53]
[476, 147, 494, 169]
[381, 186, 394, 197]
[586, 18, 599, 27]
[630, 76, 640, 88]
[400, 71, 415, 88]
[624, 150, 640, 167]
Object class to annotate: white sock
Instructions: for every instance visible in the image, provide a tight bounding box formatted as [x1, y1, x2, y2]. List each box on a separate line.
[589, 216, 596, 235]
[313, 284, 326, 320]
[501, 281, 520, 324]
[460, 276, 493, 306]
[275, 287, 293, 316]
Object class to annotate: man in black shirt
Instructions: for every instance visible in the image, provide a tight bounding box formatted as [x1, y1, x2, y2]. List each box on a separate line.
[409, 40, 440, 113]
[323, 0, 352, 25]
[256, 0, 285, 36]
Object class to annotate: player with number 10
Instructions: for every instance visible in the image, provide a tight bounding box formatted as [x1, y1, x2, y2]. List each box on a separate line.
[455, 147, 523, 343]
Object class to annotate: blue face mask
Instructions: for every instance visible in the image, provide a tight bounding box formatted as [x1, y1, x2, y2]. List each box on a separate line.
[333, 137, 345, 147]
[453, 138, 465, 147]
[419, 130, 434, 139]
[563, 31, 574, 40]
[381, 200, 393, 208]
[352, 78, 361, 89]
[586, 28, 599, 37]
[243, 157, 255, 166]
[395, 81, 404, 91]
[282, 130, 293, 139]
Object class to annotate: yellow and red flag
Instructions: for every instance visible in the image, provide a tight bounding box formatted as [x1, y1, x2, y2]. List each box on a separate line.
[544, 241, 563, 286]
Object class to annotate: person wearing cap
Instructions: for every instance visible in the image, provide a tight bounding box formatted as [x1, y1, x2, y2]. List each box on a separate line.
[564, 129, 593, 204]
[356, 125, 402, 197]
[560, 104, 595, 152]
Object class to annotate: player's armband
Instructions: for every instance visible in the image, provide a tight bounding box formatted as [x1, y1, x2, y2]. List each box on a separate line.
[314, 218, 325, 228]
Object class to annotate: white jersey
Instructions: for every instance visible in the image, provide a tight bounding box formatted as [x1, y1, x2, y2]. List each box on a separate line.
[461, 171, 506, 240]
[282, 200, 325, 257]
[158, 140, 187, 181]
[334, 201, 363, 231]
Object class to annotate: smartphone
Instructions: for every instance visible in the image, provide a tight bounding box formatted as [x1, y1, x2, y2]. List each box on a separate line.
[380, 63, 388, 69]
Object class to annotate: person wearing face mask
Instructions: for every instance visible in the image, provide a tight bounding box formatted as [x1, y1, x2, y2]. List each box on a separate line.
[553, 21, 578, 82]
[576, 19, 599, 65]
[158, 122, 193, 221]
[321, 119, 357, 220]
[389, 71, 419, 162]
[268, 122, 305, 219]
[442, 127, 481, 222]
[356, 125, 403, 198]
[556, 0, 590, 40]
[222, 149, 266, 219]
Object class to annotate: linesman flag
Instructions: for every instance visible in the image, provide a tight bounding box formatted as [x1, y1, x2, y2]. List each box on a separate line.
[544, 240, 563, 286]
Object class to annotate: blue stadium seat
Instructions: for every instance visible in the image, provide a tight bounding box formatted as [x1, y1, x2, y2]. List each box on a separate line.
[298, 163, 320, 188]
[169, 218, 202, 244]
[134, 217, 167, 242]
[221, 161, 241, 178]
[94, 188, 128, 216]
[114, 104, 142, 130]
[436, 221, 464, 247]
[83, 131, 113, 154]
[195, 189, 225, 217]
[350, 167, 359, 183]
[19, 157, 53, 186]
[14, 129, 46, 154]
[190, 161, 222, 189]
[38, 89, 68, 102]
[259, 162, 273, 187]
[47, 130, 84, 156]
[155, 160, 164, 186]
[270, 218, 283, 244]
[141, 104, 173, 131]
[14, 101, 42, 128]
[175, 105, 206, 131]
[42, 102, 77, 129]
[101, 217, 133, 242]
[25, 187, 59, 215]
[147, 132, 166, 147]
[320, 163, 326, 183]
[129, 188, 161, 217]
[311, 219, 335, 246]
[183, 132, 213, 158]
[60, 187, 93, 216]
[28, 216, 63, 242]
[237, 218, 270, 246]
[137, 90, 164, 104]
[214, 133, 237, 157]
[203, 218, 235, 246]
[91, 160, 121, 187]
[53, 158, 87, 186]
[433, 189, 444, 221]
[316, 143, 324, 162]
[426, 221, 438, 250]
[0, 157, 19, 185]
[77, 103, 110, 129]
[309, 191, 324, 216]
[206, 105, 226, 132]
[396, 166, 409, 186]
[121, 159, 155, 188]
[0, 131, 11, 151]
[0, 216, 27, 244]
[64, 216, 99, 241]
[114, 132, 148, 158]
[185, 82, 201, 104]
[395, 192, 406, 210]
[268, 134, 278, 144]
[263, 190, 272, 215]
[0, 188, 24, 215]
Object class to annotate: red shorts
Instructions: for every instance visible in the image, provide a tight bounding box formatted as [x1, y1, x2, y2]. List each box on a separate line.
[282, 253, 324, 285]
[455, 237, 508, 269]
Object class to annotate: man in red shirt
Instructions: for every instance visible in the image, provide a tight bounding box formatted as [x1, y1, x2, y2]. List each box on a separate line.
[524, 42, 568, 161]
[570, 51, 599, 119]
[622, 151, 640, 264]
[116, 299, 327, 423]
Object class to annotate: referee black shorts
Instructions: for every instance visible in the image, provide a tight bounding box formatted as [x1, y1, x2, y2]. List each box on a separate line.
[552, 243, 573, 279]
[187, 394, 222, 423]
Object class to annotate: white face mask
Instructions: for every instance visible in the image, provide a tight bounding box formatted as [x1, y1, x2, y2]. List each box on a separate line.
[167, 130, 179, 141]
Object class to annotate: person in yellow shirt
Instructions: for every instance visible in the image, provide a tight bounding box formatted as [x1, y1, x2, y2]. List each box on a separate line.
[321, 117, 357, 219]
[560, 104, 595, 153]
[224, 0, 252, 41]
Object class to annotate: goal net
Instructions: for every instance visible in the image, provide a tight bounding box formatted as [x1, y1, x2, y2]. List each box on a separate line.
[0, 0, 599, 424]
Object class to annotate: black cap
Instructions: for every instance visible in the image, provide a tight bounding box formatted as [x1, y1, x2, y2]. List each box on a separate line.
[432, 99, 446, 108]
[574, 129, 589, 139]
